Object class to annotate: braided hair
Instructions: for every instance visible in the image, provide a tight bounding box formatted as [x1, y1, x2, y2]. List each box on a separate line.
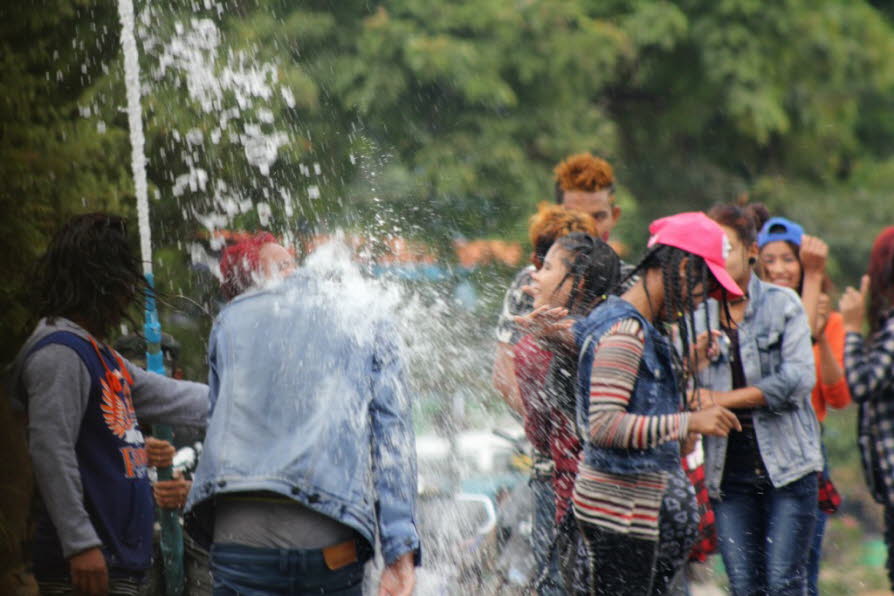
[34, 213, 147, 338]
[554, 233, 622, 315]
[623, 244, 725, 395]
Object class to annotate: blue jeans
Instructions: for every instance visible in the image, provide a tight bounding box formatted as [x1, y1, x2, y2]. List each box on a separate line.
[713, 470, 817, 596]
[210, 543, 367, 595]
[807, 508, 826, 596]
[530, 474, 562, 596]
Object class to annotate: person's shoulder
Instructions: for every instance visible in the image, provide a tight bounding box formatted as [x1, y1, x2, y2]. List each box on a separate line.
[579, 297, 641, 338]
[610, 316, 643, 337]
[756, 278, 802, 308]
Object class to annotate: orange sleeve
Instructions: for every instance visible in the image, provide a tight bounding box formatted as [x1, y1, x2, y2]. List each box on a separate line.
[814, 313, 852, 414]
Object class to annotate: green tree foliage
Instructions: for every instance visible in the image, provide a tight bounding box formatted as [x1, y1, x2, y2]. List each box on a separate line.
[6, 0, 894, 357]
[4, 0, 894, 582]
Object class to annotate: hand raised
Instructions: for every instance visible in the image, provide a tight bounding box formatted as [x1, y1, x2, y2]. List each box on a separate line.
[839, 275, 869, 333]
[800, 235, 828, 276]
[513, 305, 572, 340]
[689, 330, 721, 371]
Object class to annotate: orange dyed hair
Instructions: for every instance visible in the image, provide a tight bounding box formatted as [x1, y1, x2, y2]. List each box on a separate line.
[554, 153, 615, 200]
[528, 202, 599, 263]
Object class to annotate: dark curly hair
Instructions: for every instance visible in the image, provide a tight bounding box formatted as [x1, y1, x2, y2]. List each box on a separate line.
[34, 213, 147, 338]
[554, 233, 621, 316]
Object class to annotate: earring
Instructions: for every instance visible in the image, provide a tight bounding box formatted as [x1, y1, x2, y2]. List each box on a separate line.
[748, 257, 757, 265]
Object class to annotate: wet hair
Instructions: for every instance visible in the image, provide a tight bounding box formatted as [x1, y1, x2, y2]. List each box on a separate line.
[528, 203, 599, 266]
[34, 213, 147, 338]
[553, 153, 615, 204]
[707, 203, 759, 246]
[868, 226, 894, 332]
[218, 231, 278, 300]
[554, 233, 622, 316]
[626, 244, 725, 393]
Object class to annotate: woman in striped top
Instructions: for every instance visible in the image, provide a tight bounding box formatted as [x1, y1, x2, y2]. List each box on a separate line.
[572, 213, 742, 596]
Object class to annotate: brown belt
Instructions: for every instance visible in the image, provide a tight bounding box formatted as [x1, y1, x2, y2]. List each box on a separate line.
[322, 539, 359, 570]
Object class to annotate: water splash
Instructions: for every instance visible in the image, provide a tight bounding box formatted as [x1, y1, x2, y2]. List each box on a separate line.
[116, 0, 152, 273]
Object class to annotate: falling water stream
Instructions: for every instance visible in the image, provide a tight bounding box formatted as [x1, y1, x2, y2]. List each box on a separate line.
[116, 0, 152, 274]
[108, 3, 529, 594]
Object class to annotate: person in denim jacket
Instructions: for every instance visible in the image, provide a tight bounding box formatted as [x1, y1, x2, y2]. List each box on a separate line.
[568, 213, 742, 595]
[185, 238, 419, 596]
[691, 205, 822, 596]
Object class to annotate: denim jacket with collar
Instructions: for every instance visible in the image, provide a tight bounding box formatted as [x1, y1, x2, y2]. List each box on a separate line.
[575, 296, 682, 475]
[695, 275, 822, 498]
[185, 271, 420, 565]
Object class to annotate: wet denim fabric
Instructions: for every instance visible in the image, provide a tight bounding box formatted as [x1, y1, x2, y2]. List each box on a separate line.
[694, 275, 822, 497]
[807, 509, 826, 596]
[712, 470, 817, 596]
[210, 543, 367, 596]
[529, 475, 562, 596]
[574, 296, 682, 475]
[185, 271, 419, 566]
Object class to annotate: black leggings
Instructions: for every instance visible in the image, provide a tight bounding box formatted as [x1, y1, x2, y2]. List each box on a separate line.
[577, 467, 698, 596]
[577, 520, 659, 596]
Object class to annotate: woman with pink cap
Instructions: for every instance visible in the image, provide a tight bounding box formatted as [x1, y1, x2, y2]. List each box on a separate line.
[566, 212, 743, 595]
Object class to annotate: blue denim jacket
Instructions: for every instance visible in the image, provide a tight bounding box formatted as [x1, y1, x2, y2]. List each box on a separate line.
[695, 275, 822, 498]
[185, 272, 420, 565]
[575, 296, 682, 475]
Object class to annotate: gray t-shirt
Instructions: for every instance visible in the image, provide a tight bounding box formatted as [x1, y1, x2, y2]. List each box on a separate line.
[214, 495, 354, 549]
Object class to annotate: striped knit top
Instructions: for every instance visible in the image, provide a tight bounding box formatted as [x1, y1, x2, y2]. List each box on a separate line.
[572, 318, 690, 539]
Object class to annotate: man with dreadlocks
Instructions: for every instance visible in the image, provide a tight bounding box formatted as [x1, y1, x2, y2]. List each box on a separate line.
[9, 213, 210, 596]
[567, 212, 743, 595]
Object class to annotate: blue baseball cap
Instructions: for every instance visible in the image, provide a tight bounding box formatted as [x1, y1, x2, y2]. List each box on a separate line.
[757, 217, 803, 248]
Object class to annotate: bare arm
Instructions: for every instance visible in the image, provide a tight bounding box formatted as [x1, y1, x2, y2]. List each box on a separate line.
[799, 235, 828, 338]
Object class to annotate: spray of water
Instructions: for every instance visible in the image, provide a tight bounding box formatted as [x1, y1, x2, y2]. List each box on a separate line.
[116, 0, 152, 274]
[107, 4, 527, 593]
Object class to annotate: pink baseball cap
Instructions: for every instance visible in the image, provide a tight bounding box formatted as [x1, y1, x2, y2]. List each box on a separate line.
[646, 212, 744, 299]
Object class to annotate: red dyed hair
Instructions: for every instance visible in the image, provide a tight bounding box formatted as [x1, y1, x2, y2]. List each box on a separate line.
[219, 231, 278, 300]
[869, 226, 894, 331]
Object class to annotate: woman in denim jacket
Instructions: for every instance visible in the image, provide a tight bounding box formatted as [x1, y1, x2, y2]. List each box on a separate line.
[691, 205, 822, 596]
